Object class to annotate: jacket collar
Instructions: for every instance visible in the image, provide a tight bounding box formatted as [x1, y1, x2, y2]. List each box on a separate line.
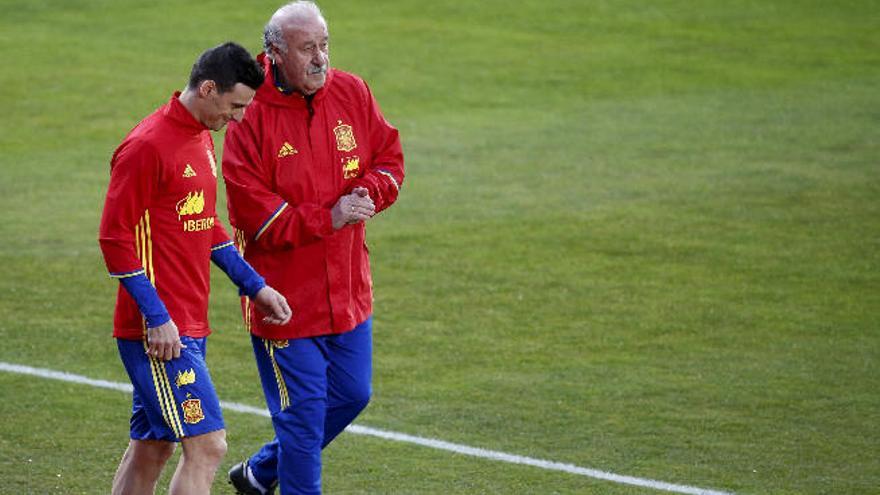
[164, 91, 208, 133]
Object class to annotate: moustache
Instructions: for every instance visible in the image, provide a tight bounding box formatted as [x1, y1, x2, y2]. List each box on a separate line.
[307, 65, 327, 76]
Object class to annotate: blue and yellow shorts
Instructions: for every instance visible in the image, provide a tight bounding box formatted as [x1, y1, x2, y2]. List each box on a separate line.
[116, 336, 224, 441]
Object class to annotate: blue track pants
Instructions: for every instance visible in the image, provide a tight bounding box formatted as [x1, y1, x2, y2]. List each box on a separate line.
[249, 317, 372, 494]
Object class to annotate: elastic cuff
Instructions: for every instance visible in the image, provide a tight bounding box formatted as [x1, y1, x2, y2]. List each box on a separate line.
[117, 273, 170, 328]
[211, 243, 266, 297]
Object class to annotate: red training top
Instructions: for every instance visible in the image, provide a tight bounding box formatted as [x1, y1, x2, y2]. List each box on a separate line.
[99, 93, 231, 339]
[223, 54, 405, 339]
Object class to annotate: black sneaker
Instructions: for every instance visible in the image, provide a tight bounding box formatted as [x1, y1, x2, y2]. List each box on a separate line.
[228, 461, 276, 495]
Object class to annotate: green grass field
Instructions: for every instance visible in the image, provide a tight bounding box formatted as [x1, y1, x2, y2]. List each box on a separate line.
[1, 0, 878, 493]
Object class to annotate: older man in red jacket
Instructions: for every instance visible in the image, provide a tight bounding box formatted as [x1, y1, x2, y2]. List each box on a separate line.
[223, 2, 404, 494]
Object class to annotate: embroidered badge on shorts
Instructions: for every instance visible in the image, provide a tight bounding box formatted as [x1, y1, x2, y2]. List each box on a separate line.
[181, 397, 205, 424]
[175, 369, 196, 388]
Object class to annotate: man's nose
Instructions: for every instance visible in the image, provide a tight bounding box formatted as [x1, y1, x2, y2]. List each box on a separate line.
[312, 51, 326, 67]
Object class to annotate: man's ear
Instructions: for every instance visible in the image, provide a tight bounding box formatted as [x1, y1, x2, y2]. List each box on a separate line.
[267, 44, 281, 64]
[198, 80, 217, 98]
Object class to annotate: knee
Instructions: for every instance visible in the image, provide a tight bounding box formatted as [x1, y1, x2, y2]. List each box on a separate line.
[154, 442, 177, 463]
[348, 386, 371, 414]
[202, 433, 228, 463]
[358, 389, 372, 410]
[337, 377, 371, 414]
[130, 440, 176, 467]
[184, 431, 227, 466]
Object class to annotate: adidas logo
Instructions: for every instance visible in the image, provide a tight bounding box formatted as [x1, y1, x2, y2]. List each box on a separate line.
[182, 164, 197, 178]
[278, 142, 297, 158]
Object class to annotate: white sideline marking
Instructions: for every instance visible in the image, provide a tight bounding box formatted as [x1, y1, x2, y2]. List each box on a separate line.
[0, 361, 732, 495]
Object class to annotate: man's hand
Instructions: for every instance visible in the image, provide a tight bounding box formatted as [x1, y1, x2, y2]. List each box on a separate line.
[146, 320, 185, 361]
[331, 187, 375, 230]
[254, 286, 293, 325]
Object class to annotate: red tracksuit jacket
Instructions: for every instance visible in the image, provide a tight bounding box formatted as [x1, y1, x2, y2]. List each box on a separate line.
[99, 94, 231, 339]
[223, 54, 404, 339]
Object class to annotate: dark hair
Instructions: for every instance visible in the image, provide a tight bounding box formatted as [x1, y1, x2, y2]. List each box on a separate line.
[187, 42, 264, 92]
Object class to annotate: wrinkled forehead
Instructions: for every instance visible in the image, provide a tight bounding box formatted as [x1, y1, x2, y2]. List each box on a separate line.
[281, 16, 328, 44]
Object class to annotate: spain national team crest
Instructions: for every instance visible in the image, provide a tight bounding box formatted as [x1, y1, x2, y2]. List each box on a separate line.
[181, 398, 205, 424]
[333, 120, 357, 152]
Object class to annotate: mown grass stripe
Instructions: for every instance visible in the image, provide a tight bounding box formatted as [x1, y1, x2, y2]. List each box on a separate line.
[0, 361, 733, 495]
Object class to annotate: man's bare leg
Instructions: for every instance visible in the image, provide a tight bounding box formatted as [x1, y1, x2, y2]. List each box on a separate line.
[168, 429, 227, 495]
[111, 439, 176, 495]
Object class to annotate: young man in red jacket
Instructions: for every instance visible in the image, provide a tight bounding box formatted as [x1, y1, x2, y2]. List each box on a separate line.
[99, 42, 292, 495]
[223, 2, 404, 494]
